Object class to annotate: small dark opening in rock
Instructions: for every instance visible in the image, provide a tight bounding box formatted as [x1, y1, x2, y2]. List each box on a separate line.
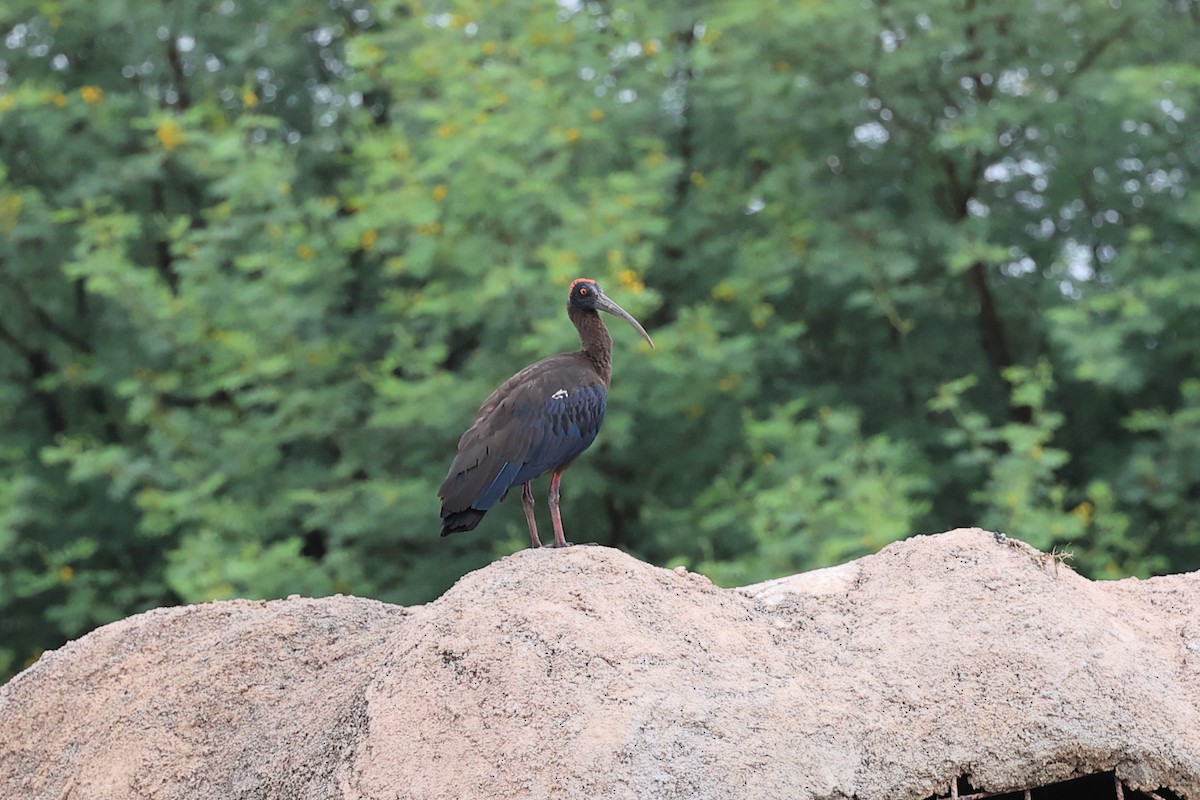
[924, 771, 1182, 800]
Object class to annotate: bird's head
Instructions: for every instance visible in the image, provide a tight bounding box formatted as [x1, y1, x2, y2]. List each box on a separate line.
[568, 278, 654, 348]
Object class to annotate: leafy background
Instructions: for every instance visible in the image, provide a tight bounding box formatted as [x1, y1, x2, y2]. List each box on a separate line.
[1, 0, 1198, 679]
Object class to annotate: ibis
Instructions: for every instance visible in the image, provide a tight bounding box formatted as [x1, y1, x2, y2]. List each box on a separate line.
[438, 277, 653, 548]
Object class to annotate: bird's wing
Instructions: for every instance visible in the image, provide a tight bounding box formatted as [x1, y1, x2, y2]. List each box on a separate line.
[506, 381, 606, 489]
[439, 355, 607, 513]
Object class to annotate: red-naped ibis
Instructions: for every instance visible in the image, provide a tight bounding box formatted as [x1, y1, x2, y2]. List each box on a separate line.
[439, 277, 654, 548]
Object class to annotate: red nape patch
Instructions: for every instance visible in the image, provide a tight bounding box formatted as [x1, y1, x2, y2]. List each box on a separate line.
[569, 277, 598, 290]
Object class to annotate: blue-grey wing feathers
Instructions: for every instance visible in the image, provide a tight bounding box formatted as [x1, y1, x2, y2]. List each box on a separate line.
[439, 354, 608, 535]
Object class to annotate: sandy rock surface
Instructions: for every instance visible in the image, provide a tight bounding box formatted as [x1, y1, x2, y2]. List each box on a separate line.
[2, 528, 1199, 800]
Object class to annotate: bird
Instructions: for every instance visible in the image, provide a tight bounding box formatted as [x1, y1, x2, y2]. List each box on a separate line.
[438, 277, 654, 548]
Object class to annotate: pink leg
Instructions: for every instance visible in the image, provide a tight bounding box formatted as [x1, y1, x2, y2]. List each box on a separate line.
[521, 482, 541, 548]
[548, 470, 571, 548]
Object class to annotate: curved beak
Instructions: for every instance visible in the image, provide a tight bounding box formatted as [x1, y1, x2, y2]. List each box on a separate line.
[594, 290, 654, 349]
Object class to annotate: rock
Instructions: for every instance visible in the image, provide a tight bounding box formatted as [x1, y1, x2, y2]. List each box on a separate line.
[2, 528, 1198, 800]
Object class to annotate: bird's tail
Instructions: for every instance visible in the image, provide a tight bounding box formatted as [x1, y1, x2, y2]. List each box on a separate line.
[440, 508, 487, 537]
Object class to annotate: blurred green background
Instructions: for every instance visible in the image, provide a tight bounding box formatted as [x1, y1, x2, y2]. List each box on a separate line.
[1, 0, 1198, 679]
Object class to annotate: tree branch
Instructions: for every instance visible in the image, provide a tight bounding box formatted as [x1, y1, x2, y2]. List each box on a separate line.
[0, 273, 94, 354]
[0, 319, 68, 435]
[1056, 16, 1136, 100]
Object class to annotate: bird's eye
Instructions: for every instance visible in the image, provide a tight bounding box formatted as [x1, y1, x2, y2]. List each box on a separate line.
[578, 287, 589, 296]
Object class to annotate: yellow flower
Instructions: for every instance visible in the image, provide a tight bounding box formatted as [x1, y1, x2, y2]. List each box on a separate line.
[711, 282, 736, 302]
[751, 302, 774, 329]
[564, 127, 581, 143]
[436, 123, 457, 139]
[432, 184, 448, 202]
[51, 92, 67, 108]
[296, 245, 316, 260]
[644, 39, 661, 56]
[243, 88, 258, 107]
[589, 108, 604, 122]
[618, 269, 644, 293]
[80, 86, 103, 105]
[0, 193, 22, 232]
[361, 229, 378, 250]
[482, 41, 498, 55]
[61, 362, 86, 388]
[156, 119, 185, 151]
[690, 171, 707, 187]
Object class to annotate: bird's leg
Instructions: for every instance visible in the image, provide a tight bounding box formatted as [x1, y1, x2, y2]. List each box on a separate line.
[521, 482, 542, 548]
[547, 470, 571, 548]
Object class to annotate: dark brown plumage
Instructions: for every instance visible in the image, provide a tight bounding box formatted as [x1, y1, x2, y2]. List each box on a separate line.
[438, 278, 653, 548]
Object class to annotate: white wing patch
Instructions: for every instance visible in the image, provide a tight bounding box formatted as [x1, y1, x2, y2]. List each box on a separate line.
[551, 388, 569, 400]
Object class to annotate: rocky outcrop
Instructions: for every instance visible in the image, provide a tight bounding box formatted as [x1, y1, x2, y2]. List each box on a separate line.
[2, 528, 1198, 799]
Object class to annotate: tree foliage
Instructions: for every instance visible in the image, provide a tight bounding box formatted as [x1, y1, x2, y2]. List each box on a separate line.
[1, 0, 1198, 678]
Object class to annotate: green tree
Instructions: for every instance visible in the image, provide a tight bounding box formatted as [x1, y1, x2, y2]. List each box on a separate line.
[2, 0, 1199, 680]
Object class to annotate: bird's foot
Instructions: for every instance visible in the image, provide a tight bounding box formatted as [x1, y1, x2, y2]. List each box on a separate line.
[548, 540, 573, 549]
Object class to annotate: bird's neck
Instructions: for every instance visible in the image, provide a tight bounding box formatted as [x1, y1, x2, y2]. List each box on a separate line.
[569, 306, 613, 386]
